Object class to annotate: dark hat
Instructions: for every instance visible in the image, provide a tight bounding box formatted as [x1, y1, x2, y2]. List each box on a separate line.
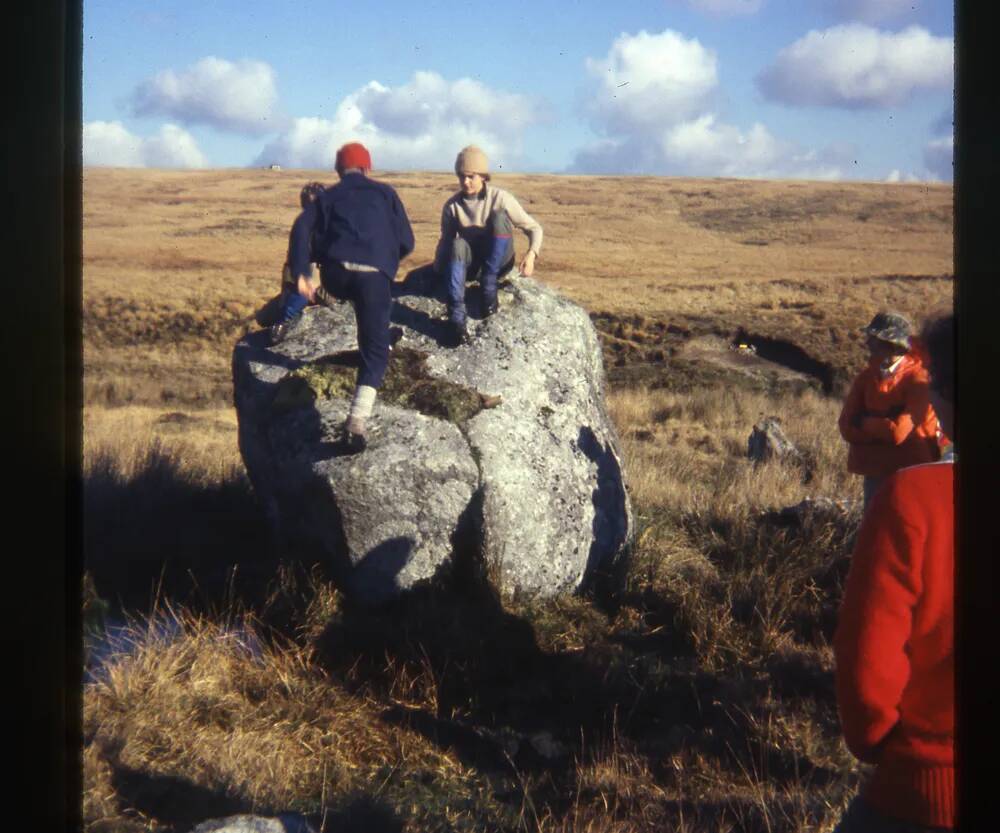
[299, 181, 325, 208]
[861, 311, 912, 349]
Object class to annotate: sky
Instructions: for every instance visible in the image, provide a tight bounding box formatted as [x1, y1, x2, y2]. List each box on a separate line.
[82, 0, 954, 182]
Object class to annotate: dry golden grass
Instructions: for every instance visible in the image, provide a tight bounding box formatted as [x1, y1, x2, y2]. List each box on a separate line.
[81, 167, 950, 833]
[84, 606, 515, 832]
[609, 385, 859, 518]
[83, 167, 952, 406]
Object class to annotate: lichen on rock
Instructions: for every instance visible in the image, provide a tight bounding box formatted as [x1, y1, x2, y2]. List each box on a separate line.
[271, 347, 487, 424]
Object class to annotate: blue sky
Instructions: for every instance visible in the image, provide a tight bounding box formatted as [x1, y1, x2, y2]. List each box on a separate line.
[83, 0, 954, 181]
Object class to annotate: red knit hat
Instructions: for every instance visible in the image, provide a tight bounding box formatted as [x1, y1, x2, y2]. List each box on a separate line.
[335, 142, 372, 173]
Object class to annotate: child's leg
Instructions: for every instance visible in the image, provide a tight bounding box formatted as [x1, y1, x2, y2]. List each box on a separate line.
[479, 209, 514, 314]
[446, 238, 473, 326]
[342, 270, 392, 450]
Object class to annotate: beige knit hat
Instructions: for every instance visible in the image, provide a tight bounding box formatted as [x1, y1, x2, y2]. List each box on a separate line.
[454, 145, 489, 176]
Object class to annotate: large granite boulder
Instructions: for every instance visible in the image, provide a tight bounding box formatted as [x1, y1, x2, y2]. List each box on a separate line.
[233, 269, 633, 603]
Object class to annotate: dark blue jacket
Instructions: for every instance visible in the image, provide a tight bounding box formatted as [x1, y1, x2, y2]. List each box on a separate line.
[288, 172, 414, 280]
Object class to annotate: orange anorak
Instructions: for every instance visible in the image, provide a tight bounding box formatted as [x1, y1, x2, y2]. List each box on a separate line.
[838, 352, 943, 477]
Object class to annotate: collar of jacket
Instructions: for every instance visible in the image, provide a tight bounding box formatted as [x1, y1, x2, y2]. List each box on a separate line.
[869, 351, 917, 380]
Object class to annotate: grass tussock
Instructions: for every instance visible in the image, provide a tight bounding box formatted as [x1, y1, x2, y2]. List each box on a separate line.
[84, 605, 515, 833]
[83, 376, 869, 832]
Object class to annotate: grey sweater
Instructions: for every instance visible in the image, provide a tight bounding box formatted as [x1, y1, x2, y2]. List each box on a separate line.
[439, 184, 543, 257]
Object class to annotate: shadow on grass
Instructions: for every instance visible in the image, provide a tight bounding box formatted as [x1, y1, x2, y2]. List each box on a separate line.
[107, 759, 405, 833]
[83, 442, 288, 618]
[83, 439, 855, 831]
[110, 762, 251, 829]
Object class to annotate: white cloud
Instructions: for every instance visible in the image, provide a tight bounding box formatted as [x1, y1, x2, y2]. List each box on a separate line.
[923, 134, 952, 181]
[583, 30, 718, 134]
[130, 57, 281, 135]
[571, 29, 843, 179]
[254, 71, 544, 171]
[570, 115, 844, 179]
[661, 115, 799, 177]
[667, 0, 764, 16]
[83, 121, 208, 168]
[757, 24, 952, 108]
[825, 0, 918, 23]
[886, 169, 921, 183]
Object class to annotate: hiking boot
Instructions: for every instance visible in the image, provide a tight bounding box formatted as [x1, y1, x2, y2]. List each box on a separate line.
[450, 319, 471, 347]
[269, 320, 291, 346]
[389, 326, 404, 351]
[269, 309, 307, 345]
[483, 294, 499, 317]
[343, 416, 367, 453]
[314, 285, 339, 309]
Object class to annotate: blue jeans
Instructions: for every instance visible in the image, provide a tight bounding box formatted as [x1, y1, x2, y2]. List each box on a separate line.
[441, 209, 515, 324]
[833, 797, 952, 833]
[277, 286, 309, 323]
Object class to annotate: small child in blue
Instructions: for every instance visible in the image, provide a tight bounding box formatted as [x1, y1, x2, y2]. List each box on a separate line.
[258, 182, 328, 338]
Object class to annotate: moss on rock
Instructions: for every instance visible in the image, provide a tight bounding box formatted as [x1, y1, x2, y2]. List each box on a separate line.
[271, 347, 487, 424]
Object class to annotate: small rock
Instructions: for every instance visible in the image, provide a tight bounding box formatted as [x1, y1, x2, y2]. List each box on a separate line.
[765, 496, 858, 527]
[188, 814, 316, 833]
[529, 731, 569, 760]
[747, 416, 799, 464]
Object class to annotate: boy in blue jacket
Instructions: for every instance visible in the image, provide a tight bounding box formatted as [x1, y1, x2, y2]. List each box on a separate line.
[279, 142, 415, 452]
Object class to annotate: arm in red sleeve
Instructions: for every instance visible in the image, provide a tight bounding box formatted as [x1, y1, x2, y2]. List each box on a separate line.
[834, 481, 923, 763]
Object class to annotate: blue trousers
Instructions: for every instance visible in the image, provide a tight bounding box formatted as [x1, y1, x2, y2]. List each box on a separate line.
[277, 287, 309, 323]
[442, 209, 515, 325]
[319, 263, 392, 389]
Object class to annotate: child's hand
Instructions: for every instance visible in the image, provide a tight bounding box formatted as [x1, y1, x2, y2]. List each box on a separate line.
[519, 251, 537, 277]
[296, 275, 318, 303]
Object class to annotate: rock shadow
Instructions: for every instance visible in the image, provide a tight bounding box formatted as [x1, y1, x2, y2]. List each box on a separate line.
[83, 444, 282, 617]
[109, 761, 256, 829]
[576, 425, 631, 594]
[105, 757, 403, 833]
[312, 497, 623, 782]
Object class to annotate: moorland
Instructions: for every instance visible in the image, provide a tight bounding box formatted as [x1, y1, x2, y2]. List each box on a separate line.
[82, 167, 952, 833]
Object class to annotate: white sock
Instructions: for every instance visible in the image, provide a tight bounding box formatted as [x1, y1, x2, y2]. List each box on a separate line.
[348, 385, 377, 422]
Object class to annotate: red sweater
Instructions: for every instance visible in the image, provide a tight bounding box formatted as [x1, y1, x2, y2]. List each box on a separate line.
[834, 461, 954, 828]
[838, 353, 942, 477]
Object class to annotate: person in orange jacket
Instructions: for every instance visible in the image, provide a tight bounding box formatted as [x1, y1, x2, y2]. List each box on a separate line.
[838, 312, 944, 510]
[833, 312, 955, 832]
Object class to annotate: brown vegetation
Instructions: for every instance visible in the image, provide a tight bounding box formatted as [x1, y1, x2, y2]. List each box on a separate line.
[82, 167, 952, 832]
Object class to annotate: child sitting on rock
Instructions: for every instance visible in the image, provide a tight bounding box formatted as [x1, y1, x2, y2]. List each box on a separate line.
[434, 145, 543, 345]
